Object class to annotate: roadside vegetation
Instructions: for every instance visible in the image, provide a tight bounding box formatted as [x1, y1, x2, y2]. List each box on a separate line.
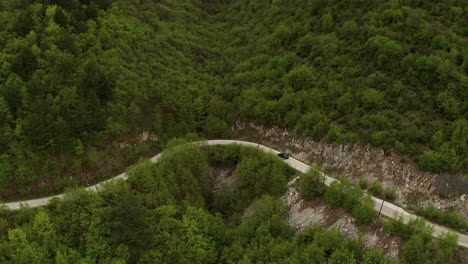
[0, 0, 466, 201]
[383, 218, 459, 264]
[297, 166, 462, 263]
[360, 180, 397, 202]
[414, 205, 468, 234]
[0, 142, 403, 263]
[299, 170, 377, 226]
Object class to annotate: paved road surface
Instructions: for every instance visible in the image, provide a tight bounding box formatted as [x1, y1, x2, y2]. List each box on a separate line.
[2, 140, 467, 248]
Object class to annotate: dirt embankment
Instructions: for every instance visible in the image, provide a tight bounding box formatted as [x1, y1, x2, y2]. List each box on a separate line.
[208, 164, 468, 261]
[209, 167, 404, 259]
[282, 176, 404, 260]
[232, 121, 468, 217]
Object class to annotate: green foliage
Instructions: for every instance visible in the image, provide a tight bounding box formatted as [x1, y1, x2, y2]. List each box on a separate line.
[127, 161, 175, 208]
[205, 144, 293, 218]
[99, 181, 152, 261]
[325, 181, 346, 208]
[0, 144, 459, 263]
[362, 248, 388, 264]
[204, 144, 241, 167]
[223, 0, 467, 174]
[213, 146, 292, 217]
[0, 0, 466, 260]
[326, 124, 342, 143]
[361, 89, 387, 110]
[1, 0, 467, 201]
[284, 64, 316, 91]
[382, 218, 432, 241]
[271, 24, 294, 49]
[10, 46, 37, 80]
[328, 249, 356, 264]
[435, 91, 461, 117]
[368, 181, 383, 196]
[325, 179, 376, 226]
[164, 133, 203, 150]
[416, 205, 468, 232]
[383, 187, 397, 201]
[296, 110, 329, 140]
[235, 148, 290, 197]
[142, 206, 224, 264]
[159, 144, 210, 207]
[320, 12, 334, 32]
[352, 196, 376, 226]
[383, 218, 459, 263]
[299, 167, 326, 200]
[358, 179, 368, 190]
[0, 0, 232, 199]
[343, 185, 364, 212]
[402, 234, 429, 264]
[201, 115, 231, 139]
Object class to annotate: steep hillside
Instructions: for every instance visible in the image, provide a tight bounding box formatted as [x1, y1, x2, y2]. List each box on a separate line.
[0, 0, 466, 199]
[221, 0, 467, 174]
[0, 143, 463, 263]
[0, 0, 227, 198]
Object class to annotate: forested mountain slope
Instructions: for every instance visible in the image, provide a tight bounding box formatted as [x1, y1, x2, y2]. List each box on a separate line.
[0, 0, 227, 198]
[0, 0, 466, 198]
[221, 0, 467, 174]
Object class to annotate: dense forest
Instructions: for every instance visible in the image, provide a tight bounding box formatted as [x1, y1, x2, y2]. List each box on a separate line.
[221, 0, 467, 174]
[0, 1, 466, 197]
[0, 143, 460, 263]
[0, 0, 228, 198]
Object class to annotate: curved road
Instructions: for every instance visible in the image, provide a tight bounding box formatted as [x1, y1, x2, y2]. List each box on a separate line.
[2, 140, 467, 248]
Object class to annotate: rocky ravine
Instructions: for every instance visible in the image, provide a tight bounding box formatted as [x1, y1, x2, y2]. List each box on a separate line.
[233, 121, 468, 218]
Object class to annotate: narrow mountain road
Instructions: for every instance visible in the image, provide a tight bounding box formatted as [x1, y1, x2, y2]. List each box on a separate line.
[2, 140, 467, 248]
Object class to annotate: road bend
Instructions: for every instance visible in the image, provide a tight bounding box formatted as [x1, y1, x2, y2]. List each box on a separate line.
[2, 140, 467, 248]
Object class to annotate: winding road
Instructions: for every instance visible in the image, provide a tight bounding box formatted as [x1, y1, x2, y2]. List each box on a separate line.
[1, 140, 467, 248]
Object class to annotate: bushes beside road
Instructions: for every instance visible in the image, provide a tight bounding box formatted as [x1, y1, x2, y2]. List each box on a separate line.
[299, 172, 376, 226]
[415, 205, 468, 233]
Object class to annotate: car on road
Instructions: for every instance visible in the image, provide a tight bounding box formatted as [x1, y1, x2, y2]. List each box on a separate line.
[277, 152, 289, 159]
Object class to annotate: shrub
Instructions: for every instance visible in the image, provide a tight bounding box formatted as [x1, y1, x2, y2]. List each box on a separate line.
[325, 182, 345, 208]
[325, 124, 342, 143]
[368, 181, 383, 196]
[299, 168, 326, 200]
[445, 211, 467, 231]
[232, 148, 291, 204]
[362, 248, 388, 264]
[358, 179, 368, 190]
[204, 144, 241, 166]
[86, 147, 99, 168]
[382, 219, 414, 240]
[327, 248, 356, 264]
[352, 196, 376, 226]
[383, 218, 433, 241]
[383, 187, 397, 201]
[417, 205, 468, 232]
[126, 141, 152, 164]
[402, 234, 428, 264]
[56, 176, 78, 191]
[324, 180, 375, 225]
[201, 115, 231, 139]
[343, 186, 364, 212]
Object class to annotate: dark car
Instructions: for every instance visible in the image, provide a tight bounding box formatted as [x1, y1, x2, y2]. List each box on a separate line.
[277, 152, 289, 159]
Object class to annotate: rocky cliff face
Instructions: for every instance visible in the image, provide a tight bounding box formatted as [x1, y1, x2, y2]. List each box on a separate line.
[233, 120, 467, 217]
